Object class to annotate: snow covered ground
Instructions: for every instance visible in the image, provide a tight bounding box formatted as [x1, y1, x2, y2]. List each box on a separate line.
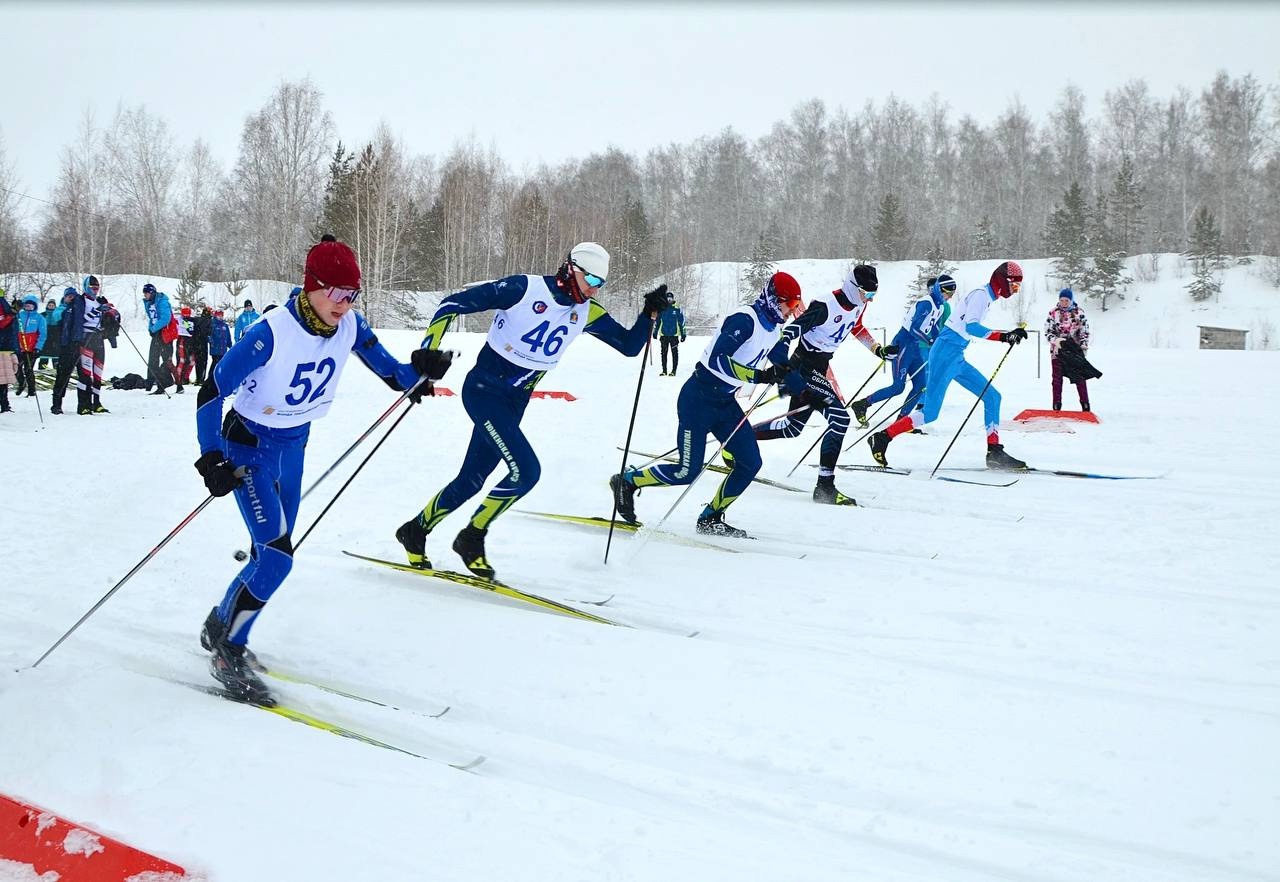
[1, 294, 1277, 880]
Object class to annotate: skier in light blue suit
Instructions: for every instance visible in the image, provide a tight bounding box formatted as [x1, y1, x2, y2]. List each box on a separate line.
[870, 261, 1029, 470]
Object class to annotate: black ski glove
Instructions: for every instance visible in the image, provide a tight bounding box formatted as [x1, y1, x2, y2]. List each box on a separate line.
[873, 343, 900, 359]
[756, 362, 790, 386]
[411, 348, 454, 381]
[643, 285, 669, 316]
[194, 451, 242, 498]
[1000, 328, 1029, 345]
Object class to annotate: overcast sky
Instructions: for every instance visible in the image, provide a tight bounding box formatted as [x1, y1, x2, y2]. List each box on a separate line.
[3, 2, 1279, 215]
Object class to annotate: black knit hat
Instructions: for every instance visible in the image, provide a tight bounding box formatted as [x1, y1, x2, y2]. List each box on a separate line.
[853, 264, 878, 293]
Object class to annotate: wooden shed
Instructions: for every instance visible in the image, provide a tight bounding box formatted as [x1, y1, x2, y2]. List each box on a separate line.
[1197, 326, 1249, 350]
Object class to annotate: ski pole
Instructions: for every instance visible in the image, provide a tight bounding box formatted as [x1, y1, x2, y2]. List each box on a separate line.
[29, 488, 232, 668]
[606, 332, 656, 564]
[646, 385, 775, 534]
[24, 352, 44, 426]
[634, 391, 781, 469]
[233, 374, 435, 561]
[929, 342, 1016, 478]
[293, 400, 417, 553]
[782, 360, 885, 477]
[841, 359, 930, 451]
[119, 324, 170, 398]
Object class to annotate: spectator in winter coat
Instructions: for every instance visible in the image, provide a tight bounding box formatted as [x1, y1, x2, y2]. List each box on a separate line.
[234, 299, 260, 342]
[1045, 288, 1092, 411]
[175, 306, 195, 390]
[142, 282, 176, 394]
[14, 294, 48, 397]
[75, 275, 111, 414]
[652, 291, 686, 376]
[38, 299, 60, 369]
[50, 287, 84, 414]
[209, 311, 232, 371]
[191, 305, 212, 384]
[0, 295, 17, 413]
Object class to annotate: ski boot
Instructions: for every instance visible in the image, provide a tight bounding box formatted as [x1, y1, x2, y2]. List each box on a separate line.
[868, 430, 892, 467]
[200, 606, 261, 671]
[453, 525, 495, 580]
[609, 473, 639, 524]
[176, 385, 185, 394]
[986, 443, 1028, 471]
[77, 406, 94, 415]
[93, 403, 109, 414]
[210, 640, 275, 706]
[395, 517, 432, 569]
[813, 476, 856, 506]
[695, 509, 750, 538]
[850, 398, 870, 428]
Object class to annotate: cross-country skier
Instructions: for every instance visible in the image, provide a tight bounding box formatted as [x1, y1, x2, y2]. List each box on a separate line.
[394, 243, 667, 580]
[869, 261, 1028, 470]
[851, 274, 957, 427]
[752, 265, 895, 506]
[610, 271, 804, 536]
[194, 235, 453, 704]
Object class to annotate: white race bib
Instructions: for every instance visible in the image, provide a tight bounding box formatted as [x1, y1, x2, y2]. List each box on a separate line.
[485, 276, 589, 370]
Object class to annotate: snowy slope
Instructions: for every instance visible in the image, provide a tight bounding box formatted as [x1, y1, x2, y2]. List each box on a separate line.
[1, 311, 1277, 879]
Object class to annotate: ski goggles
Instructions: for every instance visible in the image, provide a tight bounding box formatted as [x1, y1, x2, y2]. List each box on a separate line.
[320, 286, 360, 304]
[573, 263, 606, 289]
[937, 279, 958, 294]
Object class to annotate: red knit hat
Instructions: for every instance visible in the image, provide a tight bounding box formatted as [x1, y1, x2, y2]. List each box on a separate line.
[180, 306, 192, 316]
[990, 260, 1023, 298]
[303, 235, 361, 292]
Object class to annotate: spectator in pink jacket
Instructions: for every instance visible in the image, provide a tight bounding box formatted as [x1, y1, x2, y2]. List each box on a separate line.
[1045, 288, 1091, 411]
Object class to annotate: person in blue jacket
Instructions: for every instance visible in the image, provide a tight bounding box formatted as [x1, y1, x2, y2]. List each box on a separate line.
[50, 287, 84, 415]
[653, 290, 686, 376]
[14, 294, 48, 397]
[852, 274, 957, 426]
[234, 299, 260, 342]
[209, 309, 232, 371]
[611, 272, 804, 537]
[395, 242, 667, 579]
[194, 235, 453, 704]
[37, 299, 60, 370]
[142, 283, 176, 394]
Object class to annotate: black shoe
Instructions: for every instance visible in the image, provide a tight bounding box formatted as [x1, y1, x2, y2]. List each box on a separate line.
[0, 406, 12, 414]
[395, 517, 432, 569]
[986, 443, 1028, 471]
[25, 392, 35, 398]
[452, 525, 495, 579]
[149, 389, 166, 395]
[50, 406, 63, 415]
[210, 640, 274, 705]
[1052, 403, 1062, 411]
[851, 398, 869, 428]
[1082, 403, 1091, 412]
[696, 510, 750, 538]
[200, 606, 261, 670]
[176, 385, 185, 394]
[609, 473, 639, 524]
[868, 430, 891, 467]
[813, 478, 856, 506]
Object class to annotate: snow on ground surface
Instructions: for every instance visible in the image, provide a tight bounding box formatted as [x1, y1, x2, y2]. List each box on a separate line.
[1, 273, 1278, 881]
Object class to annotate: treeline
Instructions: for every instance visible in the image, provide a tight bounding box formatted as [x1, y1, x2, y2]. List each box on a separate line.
[1, 72, 1277, 323]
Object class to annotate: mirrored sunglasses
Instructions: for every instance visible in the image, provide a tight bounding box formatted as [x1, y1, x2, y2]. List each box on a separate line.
[574, 264, 606, 289]
[322, 286, 360, 303]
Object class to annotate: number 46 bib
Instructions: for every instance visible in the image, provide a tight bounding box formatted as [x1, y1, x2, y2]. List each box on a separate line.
[486, 275, 588, 370]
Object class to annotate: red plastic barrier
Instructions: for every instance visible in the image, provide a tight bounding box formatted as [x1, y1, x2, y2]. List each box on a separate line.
[0, 793, 188, 881]
[430, 388, 576, 401]
[1013, 408, 1099, 424]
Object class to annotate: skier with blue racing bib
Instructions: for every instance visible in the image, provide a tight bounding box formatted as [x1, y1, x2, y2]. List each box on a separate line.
[194, 235, 454, 704]
[395, 242, 668, 580]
